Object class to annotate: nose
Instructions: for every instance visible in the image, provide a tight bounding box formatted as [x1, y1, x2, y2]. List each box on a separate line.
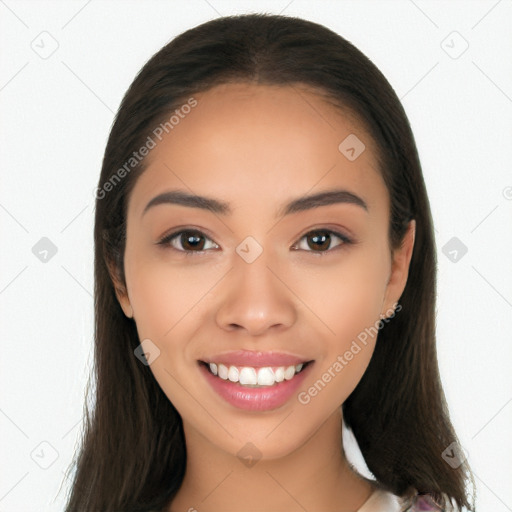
[215, 250, 297, 336]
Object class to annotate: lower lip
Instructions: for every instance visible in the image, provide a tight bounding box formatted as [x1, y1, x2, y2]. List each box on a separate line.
[199, 362, 313, 411]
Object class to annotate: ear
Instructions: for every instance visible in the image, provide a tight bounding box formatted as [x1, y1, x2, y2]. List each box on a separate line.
[105, 256, 134, 319]
[381, 219, 416, 318]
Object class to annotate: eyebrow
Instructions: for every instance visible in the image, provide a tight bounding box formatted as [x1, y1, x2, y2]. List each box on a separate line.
[141, 188, 368, 219]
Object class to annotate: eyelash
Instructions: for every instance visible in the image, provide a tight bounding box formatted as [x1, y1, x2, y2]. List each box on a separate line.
[156, 228, 354, 256]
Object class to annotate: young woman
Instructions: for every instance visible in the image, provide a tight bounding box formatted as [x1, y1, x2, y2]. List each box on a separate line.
[64, 13, 476, 512]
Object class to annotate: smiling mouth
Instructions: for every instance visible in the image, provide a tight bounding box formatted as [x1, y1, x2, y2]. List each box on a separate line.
[199, 360, 313, 388]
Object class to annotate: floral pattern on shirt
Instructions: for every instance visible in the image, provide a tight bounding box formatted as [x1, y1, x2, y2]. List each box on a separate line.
[403, 493, 445, 511]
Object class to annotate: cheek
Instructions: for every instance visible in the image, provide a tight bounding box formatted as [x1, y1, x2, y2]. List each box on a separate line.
[290, 251, 389, 343]
[289, 250, 389, 399]
[125, 249, 218, 341]
[124, 254, 212, 409]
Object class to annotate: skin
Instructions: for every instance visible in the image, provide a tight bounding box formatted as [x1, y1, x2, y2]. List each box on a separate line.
[112, 82, 415, 512]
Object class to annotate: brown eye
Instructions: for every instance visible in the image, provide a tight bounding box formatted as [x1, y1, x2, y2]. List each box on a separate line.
[158, 229, 219, 254]
[293, 229, 352, 253]
[179, 231, 206, 251]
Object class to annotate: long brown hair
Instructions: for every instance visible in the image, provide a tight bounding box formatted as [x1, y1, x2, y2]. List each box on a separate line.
[64, 13, 476, 511]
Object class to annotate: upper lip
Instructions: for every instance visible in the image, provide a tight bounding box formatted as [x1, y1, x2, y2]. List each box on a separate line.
[200, 350, 311, 367]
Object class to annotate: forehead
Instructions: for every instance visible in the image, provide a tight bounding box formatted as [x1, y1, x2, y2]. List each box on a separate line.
[127, 82, 387, 219]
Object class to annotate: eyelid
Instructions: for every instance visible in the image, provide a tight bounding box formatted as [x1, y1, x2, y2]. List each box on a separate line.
[292, 229, 352, 250]
[156, 227, 219, 255]
[156, 226, 355, 255]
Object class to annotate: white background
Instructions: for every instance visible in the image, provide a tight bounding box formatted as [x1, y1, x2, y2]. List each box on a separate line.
[1, 0, 511, 510]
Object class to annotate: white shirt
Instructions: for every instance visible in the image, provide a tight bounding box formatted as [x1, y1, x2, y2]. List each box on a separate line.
[357, 488, 403, 512]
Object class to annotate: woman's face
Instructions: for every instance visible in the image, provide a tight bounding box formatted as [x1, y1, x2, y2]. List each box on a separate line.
[115, 82, 414, 459]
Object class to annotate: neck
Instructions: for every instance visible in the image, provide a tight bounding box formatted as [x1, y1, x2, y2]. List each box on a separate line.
[168, 408, 376, 512]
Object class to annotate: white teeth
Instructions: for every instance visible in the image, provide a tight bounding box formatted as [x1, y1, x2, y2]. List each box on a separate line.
[239, 367, 257, 385]
[209, 362, 305, 387]
[218, 363, 229, 380]
[257, 367, 275, 386]
[274, 367, 285, 382]
[284, 365, 296, 380]
[228, 366, 239, 382]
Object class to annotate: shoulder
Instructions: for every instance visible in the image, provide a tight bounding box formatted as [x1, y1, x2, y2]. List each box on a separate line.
[358, 487, 445, 512]
[357, 487, 402, 511]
